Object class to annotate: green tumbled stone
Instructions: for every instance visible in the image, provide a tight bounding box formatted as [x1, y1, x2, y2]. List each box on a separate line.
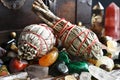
[58, 51, 70, 63]
[67, 61, 88, 74]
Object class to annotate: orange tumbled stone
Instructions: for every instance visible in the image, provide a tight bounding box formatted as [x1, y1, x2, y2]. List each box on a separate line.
[39, 47, 58, 67]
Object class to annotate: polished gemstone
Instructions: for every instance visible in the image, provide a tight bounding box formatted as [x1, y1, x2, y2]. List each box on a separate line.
[67, 61, 88, 74]
[9, 58, 28, 73]
[105, 2, 120, 40]
[25, 65, 49, 79]
[39, 47, 58, 67]
[58, 50, 70, 63]
[57, 62, 69, 74]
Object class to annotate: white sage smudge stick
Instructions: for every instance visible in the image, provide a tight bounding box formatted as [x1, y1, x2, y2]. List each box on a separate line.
[18, 24, 56, 60]
[32, 0, 103, 60]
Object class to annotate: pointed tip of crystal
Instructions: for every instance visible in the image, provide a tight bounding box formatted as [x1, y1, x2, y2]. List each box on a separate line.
[98, 2, 104, 10]
[110, 2, 117, 5]
[108, 2, 119, 7]
[93, 2, 104, 10]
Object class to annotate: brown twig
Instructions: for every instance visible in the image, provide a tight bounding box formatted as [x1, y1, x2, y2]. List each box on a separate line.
[35, 12, 53, 26]
[32, 0, 60, 23]
[36, 0, 49, 11]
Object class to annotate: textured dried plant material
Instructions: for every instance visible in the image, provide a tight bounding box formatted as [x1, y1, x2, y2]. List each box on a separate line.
[18, 24, 56, 60]
[32, 0, 103, 60]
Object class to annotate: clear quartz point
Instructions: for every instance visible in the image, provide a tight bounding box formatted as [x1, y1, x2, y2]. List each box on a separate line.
[25, 65, 49, 79]
[109, 70, 120, 79]
[88, 65, 117, 80]
[0, 72, 28, 80]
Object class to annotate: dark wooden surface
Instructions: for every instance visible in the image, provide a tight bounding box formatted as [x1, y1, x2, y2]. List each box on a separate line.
[0, 0, 93, 31]
[76, 0, 92, 27]
[0, 0, 41, 31]
[0, 0, 120, 30]
[49, 0, 92, 26]
[55, 0, 76, 24]
[0, 0, 41, 44]
[0, 29, 21, 45]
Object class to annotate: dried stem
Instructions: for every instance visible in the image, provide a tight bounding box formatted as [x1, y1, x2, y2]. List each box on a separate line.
[32, 0, 102, 60]
[36, 0, 49, 11]
[32, 0, 60, 25]
[35, 12, 53, 26]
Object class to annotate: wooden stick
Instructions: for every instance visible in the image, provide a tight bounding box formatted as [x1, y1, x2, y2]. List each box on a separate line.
[36, 0, 49, 11]
[35, 12, 53, 26]
[32, 0, 60, 21]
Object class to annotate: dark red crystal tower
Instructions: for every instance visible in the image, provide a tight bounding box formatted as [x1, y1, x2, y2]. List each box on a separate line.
[105, 2, 120, 40]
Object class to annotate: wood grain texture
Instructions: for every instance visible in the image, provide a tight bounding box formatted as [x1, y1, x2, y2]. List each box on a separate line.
[76, 0, 92, 27]
[55, 0, 75, 24]
[0, 0, 41, 31]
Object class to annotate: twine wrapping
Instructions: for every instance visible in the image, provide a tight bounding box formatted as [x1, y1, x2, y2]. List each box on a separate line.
[52, 19, 102, 60]
[32, 0, 103, 60]
[18, 24, 56, 60]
